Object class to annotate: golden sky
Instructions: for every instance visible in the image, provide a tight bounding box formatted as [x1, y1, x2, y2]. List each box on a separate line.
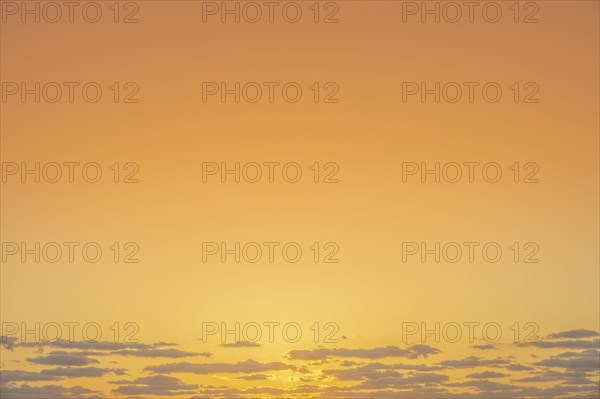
[1, 1, 599, 398]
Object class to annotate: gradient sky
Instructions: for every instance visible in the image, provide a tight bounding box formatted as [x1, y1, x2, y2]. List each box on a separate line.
[1, 1, 599, 398]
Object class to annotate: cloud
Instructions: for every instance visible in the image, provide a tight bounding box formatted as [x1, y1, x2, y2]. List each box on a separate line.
[111, 348, 210, 358]
[26, 351, 100, 366]
[145, 359, 300, 375]
[235, 374, 271, 380]
[0, 367, 126, 383]
[438, 356, 509, 368]
[287, 345, 440, 361]
[16, 339, 211, 359]
[5, 331, 600, 399]
[0, 384, 103, 399]
[1, 336, 17, 350]
[356, 372, 449, 389]
[220, 341, 261, 348]
[17, 340, 156, 351]
[547, 330, 599, 340]
[446, 379, 523, 392]
[325, 364, 404, 382]
[519, 339, 599, 349]
[110, 374, 199, 396]
[410, 344, 441, 357]
[0, 370, 59, 383]
[512, 369, 597, 385]
[41, 367, 126, 378]
[504, 364, 534, 371]
[471, 344, 497, 350]
[466, 371, 509, 379]
[533, 350, 600, 370]
[325, 362, 444, 381]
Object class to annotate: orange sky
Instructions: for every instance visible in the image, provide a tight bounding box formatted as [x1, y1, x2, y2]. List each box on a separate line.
[1, 1, 599, 398]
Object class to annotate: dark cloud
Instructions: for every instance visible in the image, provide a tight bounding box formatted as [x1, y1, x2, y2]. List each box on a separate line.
[512, 369, 597, 385]
[504, 364, 534, 371]
[547, 330, 599, 340]
[0, 367, 124, 383]
[533, 350, 600, 370]
[446, 378, 523, 392]
[111, 348, 210, 358]
[519, 339, 599, 349]
[325, 362, 444, 382]
[145, 359, 299, 375]
[235, 374, 271, 380]
[438, 356, 509, 368]
[356, 372, 449, 389]
[1, 336, 17, 350]
[26, 351, 100, 366]
[325, 364, 403, 382]
[220, 341, 261, 348]
[471, 344, 497, 350]
[110, 374, 198, 396]
[287, 345, 440, 361]
[466, 371, 509, 379]
[42, 367, 126, 378]
[0, 370, 59, 383]
[0, 384, 103, 399]
[18, 340, 155, 351]
[16, 339, 212, 359]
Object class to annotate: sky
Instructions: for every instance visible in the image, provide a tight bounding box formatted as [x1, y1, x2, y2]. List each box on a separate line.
[1, 0, 599, 398]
